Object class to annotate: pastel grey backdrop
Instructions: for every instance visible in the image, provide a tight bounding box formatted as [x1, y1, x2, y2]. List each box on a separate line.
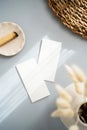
[0, 0, 87, 130]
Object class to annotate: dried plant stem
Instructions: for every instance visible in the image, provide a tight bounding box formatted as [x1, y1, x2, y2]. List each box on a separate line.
[72, 65, 87, 102]
[52, 65, 87, 129]
[51, 108, 74, 118]
[65, 65, 78, 82]
[72, 65, 86, 82]
[56, 98, 71, 108]
[56, 84, 72, 102]
[65, 65, 87, 103]
[74, 82, 83, 95]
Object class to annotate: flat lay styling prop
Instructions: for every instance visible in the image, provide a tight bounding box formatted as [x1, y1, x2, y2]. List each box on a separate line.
[0, 22, 25, 56]
[0, 32, 18, 47]
[52, 65, 87, 130]
[16, 39, 62, 102]
[48, 0, 87, 39]
[38, 39, 62, 81]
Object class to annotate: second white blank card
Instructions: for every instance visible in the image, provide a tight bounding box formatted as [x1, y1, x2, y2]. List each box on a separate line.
[38, 39, 62, 81]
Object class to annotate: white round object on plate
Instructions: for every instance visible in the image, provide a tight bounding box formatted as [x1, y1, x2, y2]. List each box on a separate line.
[0, 22, 25, 56]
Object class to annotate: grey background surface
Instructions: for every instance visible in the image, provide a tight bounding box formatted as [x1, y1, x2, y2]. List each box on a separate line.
[0, 0, 87, 130]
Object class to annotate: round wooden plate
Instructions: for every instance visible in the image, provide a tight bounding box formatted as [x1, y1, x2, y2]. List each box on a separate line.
[0, 22, 25, 56]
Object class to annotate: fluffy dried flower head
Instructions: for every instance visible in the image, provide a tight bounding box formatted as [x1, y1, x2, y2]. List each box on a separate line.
[51, 108, 74, 118]
[56, 84, 72, 102]
[56, 98, 71, 108]
[69, 125, 79, 130]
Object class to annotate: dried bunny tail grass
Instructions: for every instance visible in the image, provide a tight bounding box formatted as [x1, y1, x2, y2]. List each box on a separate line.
[65, 65, 78, 82]
[51, 108, 74, 118]
[69, 125, 79, 130]
[72, 65, 87, 82]
[74, 82, 84, 95]
[65, 64, 87, 96]
[85, 81, 87, 97]
[56, 98, 71, 108]
[56, 84, 72, 102]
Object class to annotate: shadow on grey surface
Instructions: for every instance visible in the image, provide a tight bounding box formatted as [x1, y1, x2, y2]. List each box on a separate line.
[26, 99, 67, 130]
[0, 88, 67, 130]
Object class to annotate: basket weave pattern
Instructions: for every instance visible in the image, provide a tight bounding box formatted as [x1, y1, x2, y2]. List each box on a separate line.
[48, 0, 87, 39]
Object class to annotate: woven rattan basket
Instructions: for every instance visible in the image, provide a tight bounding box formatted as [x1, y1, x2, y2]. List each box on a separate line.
[48, 0, 87, 39]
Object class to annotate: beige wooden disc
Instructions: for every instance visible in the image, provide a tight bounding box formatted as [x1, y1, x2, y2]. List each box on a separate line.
[0, 22, 25, 56]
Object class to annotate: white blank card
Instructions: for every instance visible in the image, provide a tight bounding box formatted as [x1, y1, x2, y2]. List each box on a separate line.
[16, 59, 50, 102]
[38, 39, 62, 81]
